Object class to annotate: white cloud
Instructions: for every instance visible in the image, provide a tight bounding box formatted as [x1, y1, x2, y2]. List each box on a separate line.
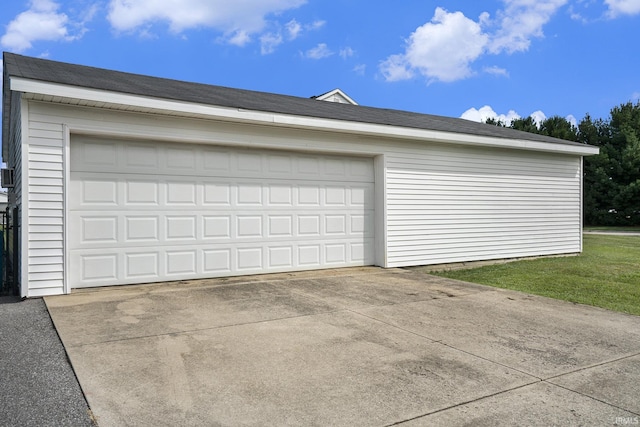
[568, 3, 590, 23]
[228, 30, 251, 46]
[306, 20, 326, 31]
[461, 105, 521, 125]
[353, 64, 366, 75]
[380, 1, 570, 83]
[632, 91, 640, 101]
[339, 47, 355, 59]
[1, 0, 78, 52]
[483, 65, 509, 77]
[107, 0, 306, 45]
[305, 43, 333, 59]
[380, 8, 488, 83]
[489, 0, 568, 54]
[259, 17, 324, 55]
[530, 110, 547, 127]
[605, 0, 640, 17]
[285, 19, 302, 39]
[260, 32, 283, 54]
[379, 54, 415, 81]
[462, 106, 579, 129]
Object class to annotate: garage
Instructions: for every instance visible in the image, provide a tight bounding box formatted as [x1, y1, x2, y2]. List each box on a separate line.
[68, 137, 375, 288]
[3, 53, 599, 296]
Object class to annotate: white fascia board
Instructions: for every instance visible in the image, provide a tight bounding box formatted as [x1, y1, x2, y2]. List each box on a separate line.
[11, 77, 600, 156]
[273, 115, 600, 156]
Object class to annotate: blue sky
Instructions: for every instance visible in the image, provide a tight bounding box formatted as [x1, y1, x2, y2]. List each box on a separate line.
[1, 0, 640, 127]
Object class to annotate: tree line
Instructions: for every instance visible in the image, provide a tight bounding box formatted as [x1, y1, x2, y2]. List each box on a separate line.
[485, 102, 640, 226]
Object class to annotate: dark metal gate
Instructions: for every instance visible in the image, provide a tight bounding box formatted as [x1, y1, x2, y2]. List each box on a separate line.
[2, 207, 20, 296]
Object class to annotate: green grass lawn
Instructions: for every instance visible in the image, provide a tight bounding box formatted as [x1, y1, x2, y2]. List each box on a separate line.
[430, 234, 640, 316]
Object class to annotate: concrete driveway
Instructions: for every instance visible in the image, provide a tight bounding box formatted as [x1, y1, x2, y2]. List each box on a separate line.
[45, 267, 640, 426]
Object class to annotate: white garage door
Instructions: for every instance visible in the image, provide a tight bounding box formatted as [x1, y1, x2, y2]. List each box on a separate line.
[69, 137, 375, 288]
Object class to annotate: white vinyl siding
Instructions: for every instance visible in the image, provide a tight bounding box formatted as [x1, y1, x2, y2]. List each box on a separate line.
[385, 144, 582, 267]
[18, 101, 586, 296]
[25, 110, 66, 296]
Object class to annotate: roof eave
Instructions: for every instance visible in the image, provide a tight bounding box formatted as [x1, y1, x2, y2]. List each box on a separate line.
[11, 77, 600, 156]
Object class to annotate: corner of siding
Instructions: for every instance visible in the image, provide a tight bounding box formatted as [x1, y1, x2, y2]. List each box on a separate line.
[25, 101, 66, 296]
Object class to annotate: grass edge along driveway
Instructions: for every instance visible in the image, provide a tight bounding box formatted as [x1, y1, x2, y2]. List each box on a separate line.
[427, 234, 640, 316]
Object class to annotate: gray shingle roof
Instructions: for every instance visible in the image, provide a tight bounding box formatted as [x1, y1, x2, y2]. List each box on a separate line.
[3, 52, 585, 147]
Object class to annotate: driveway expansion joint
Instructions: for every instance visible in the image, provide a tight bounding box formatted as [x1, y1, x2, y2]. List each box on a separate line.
[384, 380, 543, 426]
[542, 351, 640, 383]
[545, 381, 640, 417]
[350, 307, 546, 381]
[63, 308, 350, 348]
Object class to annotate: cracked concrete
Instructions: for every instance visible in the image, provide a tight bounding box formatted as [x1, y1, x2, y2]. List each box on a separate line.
[45, 267, 640, 426]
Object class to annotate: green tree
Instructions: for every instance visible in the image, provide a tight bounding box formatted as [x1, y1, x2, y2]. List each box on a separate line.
[607, 102, 640, 225]
[580, 115, 613, 225]
[510, 116, 540, 134]
[485, 117, 506, 127]
[581, 102, 640, 225]
[539, 116, 578, 142]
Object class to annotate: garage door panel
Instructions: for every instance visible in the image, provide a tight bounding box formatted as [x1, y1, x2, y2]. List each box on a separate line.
[126, 252, 159, 279]
[80, 216, 119, 244]
[351, 242, 367, 262]
[203, 183, 231, 205]
[203, 248, 231, 273]
[268, 215, 293, 238]
[166, 250, 197, 276]
[73, 139, 118, 170]
[166, 146, 197, 171]
[166, 182, 197, 205]
[81, 254, 118, 282]
[126, 181, 159, 205]
[124, 143, 159, 170]
[267, 154, 293, 175]
[268, 185, 293, 205]
[71, 174, 374, 210]
[202, 149, 231, 174]
[71, 236, 375, 286]
[70, 137, 374, 288]
[203, 215, 231, 239]
[268, 246, 293, 268]
[71, 236, 375, 287]
[325, 243, 347, 264]
[166, 216, 198, 240]
[72, 139, 374, 182]
[298, 215, 320, 236]
[71, 210, 375, 250]
[74, 179, 118, 206]
[237, 215, 263, 238]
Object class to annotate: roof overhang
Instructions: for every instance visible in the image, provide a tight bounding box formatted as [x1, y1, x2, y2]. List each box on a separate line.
[10, 77, 600, 156]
